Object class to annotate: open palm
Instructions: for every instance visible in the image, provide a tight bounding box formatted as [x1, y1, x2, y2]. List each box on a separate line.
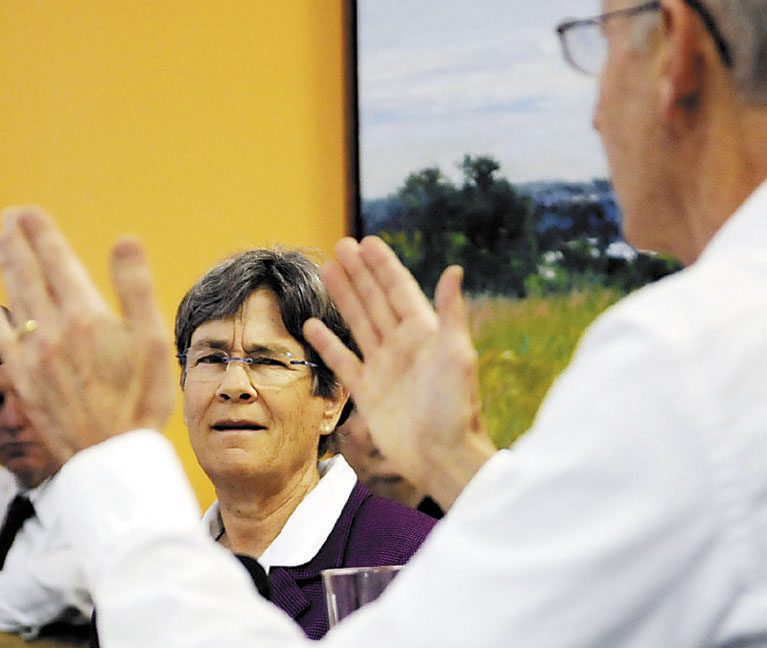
[304, 237, 495, 507]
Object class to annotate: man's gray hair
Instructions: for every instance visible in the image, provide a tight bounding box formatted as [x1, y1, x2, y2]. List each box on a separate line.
[711, 0, 767, 103]
[637, 0, 767, 104]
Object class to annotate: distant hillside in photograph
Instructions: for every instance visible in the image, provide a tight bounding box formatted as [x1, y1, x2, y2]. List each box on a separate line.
[361, 155, 681, 298]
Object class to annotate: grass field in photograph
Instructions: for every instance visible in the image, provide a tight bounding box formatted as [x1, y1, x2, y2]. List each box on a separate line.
[469, 288, 623, 448]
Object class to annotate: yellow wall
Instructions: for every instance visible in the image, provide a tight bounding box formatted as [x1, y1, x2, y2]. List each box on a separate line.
[0, 1, 351, 507]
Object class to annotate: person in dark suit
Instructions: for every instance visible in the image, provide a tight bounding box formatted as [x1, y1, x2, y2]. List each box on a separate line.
[176, 248, 436, 639]
[0, 310, 92, 641]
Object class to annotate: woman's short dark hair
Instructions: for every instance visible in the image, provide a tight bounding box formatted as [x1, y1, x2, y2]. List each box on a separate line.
[174, 247, 359, 456]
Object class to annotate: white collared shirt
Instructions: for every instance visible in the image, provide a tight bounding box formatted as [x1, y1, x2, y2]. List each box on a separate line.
[53, 181, 767, 646]
[201, 455, 357, 572]
[0, 468, 92, 638]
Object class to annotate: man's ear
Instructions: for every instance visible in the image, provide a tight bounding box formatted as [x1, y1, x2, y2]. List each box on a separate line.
[659, 0, 705, 120]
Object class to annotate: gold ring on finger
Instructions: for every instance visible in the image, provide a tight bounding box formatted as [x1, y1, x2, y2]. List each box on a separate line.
[16, 319, 38, 339]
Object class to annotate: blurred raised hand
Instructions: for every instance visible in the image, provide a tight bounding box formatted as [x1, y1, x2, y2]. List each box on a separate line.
[303, 236, 497, 509]
[0, 208, 175, 462]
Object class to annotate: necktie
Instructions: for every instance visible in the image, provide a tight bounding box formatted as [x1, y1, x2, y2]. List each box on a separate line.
[0, 494, 35, 569]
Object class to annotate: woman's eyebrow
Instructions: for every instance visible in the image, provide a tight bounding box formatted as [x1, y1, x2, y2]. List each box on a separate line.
[242, 342, 293, 355]
[190, 339, 297, 355]
[189, 338, 230, 351]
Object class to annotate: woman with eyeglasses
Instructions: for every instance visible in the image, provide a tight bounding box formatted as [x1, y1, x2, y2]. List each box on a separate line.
[172, 248, 436, 639]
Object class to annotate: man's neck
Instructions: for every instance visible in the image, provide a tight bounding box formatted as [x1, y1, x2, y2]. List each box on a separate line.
[675, 98, 767, 264]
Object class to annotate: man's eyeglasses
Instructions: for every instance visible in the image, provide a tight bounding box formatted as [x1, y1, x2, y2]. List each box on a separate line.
[556, 0, 732, 77]
[177, 348, 318, 388]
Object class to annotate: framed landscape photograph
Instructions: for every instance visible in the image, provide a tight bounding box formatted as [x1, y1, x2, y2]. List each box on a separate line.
[350, 0, 680, 445]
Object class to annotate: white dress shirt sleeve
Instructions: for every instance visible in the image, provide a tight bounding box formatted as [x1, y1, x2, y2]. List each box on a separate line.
[53, 430, 309, 648]
[0, 545, 92, 637]
[0, 472, 92, 638]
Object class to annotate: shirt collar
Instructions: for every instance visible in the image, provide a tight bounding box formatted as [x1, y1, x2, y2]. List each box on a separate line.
[201, 454, 358, 573]
[2, 471, 58, 529]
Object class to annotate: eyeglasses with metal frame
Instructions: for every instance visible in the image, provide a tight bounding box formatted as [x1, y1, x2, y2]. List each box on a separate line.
[177, 348, 318, 388]
[555, 0, 732, 77]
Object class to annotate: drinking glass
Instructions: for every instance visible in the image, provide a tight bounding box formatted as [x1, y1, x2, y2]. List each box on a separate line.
[322, 565, 403, 627]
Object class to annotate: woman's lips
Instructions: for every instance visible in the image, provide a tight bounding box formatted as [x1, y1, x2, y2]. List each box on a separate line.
[211, 421, 266, 432]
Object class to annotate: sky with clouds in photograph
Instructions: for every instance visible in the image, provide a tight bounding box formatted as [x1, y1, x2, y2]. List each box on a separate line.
[358, 0, 609, 199]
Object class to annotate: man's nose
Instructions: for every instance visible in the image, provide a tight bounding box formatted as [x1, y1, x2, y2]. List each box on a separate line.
[0, 392, 28, 432]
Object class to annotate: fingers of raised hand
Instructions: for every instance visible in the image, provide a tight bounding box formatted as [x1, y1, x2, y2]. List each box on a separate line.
[319, 237, 395, 353]
[357, 236, 435, 321]
[322, 236, 438, 360]
[110, 239, 175, 429]
[132, 343, 176, 431]
[0, 311, 22, 375]
[303, 317, 364, 397]
[306, 303, 437, 409]
[319, 259, 381, 357]
[0, 208, 59, 326]
[15, 208, 107, 315]
[111, 238, 165, 337]
[434, 266, 480, 382]
[434, 265, 471, 339]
